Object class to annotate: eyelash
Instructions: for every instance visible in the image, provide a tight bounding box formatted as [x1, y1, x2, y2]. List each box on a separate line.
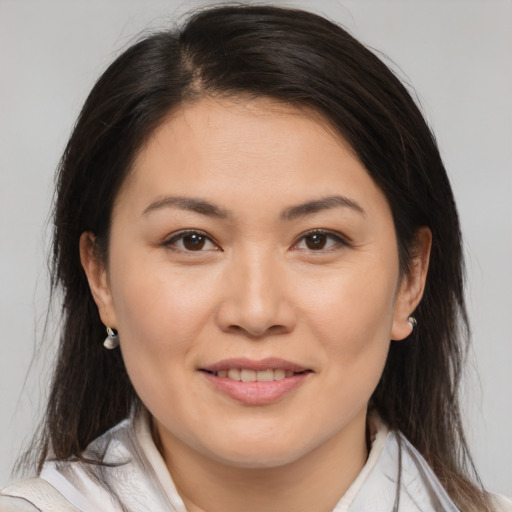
[163, 230, 219, 252]
[292, 229, 350, 252]
[163, 229, 350, 253]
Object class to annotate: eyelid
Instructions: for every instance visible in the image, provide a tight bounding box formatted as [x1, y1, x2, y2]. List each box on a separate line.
[162, 228, 350, 253]
[163, 229, 220, 252]
[292, 229, 351, 251]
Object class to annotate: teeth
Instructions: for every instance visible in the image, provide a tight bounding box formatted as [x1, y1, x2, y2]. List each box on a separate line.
[240, 369, 256, 382]
[256, 369, 274, 382]
[274, 369, 285, 380]
[227, 369, 241, 381]
[215, 368, 300, 381]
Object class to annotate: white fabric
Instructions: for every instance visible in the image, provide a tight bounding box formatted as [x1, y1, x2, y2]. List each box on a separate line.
[1, 413, 511, 512]
[0, 477, 81, 511]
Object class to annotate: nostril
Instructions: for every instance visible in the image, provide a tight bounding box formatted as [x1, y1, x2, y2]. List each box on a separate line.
[215, 291, 297, 337]
[226, 323, 288, 339]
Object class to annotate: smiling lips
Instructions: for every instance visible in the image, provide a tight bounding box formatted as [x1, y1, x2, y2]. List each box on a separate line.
[200, 358, 312, 405]
[213, 368, 296, 381]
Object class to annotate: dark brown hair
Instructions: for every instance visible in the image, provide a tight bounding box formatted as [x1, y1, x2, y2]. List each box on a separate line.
[26, 4, 492, 511]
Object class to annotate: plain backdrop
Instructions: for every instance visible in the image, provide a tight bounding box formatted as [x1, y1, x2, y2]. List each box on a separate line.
[1, 0, 511, 497]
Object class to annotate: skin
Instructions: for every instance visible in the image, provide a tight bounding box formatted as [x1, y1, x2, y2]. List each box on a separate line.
[81, 96, 431, 512]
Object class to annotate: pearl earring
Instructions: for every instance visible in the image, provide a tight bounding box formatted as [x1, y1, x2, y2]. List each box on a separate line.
[408, 316, 417, 330]
[103, 327, 119, 349]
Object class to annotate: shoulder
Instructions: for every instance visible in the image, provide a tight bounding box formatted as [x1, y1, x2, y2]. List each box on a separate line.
[8, 414, 177, 512]
[0, 477, 80, 511]
[493, 494, 512, 512]
[0, 419, 137, 512]
[0, 495, 40, 512]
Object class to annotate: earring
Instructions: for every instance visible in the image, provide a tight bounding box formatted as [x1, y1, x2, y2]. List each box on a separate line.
[408, 316, 417, 330]
[103, 327, 119, 349]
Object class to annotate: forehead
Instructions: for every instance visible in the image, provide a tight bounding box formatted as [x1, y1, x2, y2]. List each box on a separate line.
[117, 96, 389, 221]
[138, 96, 349, 165]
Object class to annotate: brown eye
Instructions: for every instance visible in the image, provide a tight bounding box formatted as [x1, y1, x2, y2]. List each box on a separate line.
[304, 233, 328, 250]
[294, 230, 348, 252]
[165, 231, 218, 252]
[183, 233, 206, 250]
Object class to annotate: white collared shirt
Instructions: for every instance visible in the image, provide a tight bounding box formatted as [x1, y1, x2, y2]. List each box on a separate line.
[2, 413, 511, 512]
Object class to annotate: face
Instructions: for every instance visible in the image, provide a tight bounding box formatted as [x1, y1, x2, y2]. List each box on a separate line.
[82, 97, 428, 470]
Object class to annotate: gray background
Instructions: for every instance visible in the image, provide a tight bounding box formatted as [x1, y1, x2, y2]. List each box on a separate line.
[1, 0, 511, 496]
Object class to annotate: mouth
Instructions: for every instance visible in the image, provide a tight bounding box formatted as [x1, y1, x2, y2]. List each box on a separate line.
[201, 368, 310, 382]
[199, 358, 313, 405]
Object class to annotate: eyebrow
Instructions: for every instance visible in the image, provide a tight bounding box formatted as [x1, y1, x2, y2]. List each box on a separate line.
[142, 196, 230, 218]
[142, 194, 365, 220]
[280, 195, 366, 221]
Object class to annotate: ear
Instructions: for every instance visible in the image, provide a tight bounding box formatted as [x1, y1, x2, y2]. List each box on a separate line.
[391, 227, 432, 341]
[79, 232, 117, 328]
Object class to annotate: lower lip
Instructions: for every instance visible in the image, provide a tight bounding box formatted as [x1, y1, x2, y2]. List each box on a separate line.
[201, 372, 311, 405]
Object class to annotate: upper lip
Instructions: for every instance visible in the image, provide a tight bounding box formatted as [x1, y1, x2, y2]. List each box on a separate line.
[200, 358, 310, 373]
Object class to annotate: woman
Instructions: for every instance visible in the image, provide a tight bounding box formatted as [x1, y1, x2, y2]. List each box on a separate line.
[1, 4, 510, 512]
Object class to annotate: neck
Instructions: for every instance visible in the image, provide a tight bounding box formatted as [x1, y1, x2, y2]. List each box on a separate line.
[155, 409, 369, 512]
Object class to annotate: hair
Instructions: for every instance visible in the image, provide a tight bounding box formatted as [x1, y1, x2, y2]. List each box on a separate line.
[23, 4, 493, 511]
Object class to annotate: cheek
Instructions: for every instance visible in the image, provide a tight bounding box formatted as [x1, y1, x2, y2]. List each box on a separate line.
[110, 250, 218, 344]
[299, 258, 397, 399]
[107, 252, 221, 400]
[299, 258, 398, 348]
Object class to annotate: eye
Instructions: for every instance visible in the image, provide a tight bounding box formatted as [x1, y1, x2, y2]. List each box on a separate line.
[164, 230, 219, 252]
[293, 230, 348, 251]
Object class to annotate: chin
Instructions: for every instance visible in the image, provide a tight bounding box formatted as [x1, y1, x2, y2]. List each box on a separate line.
[201, 432, 317, 470]
[213, 449, 305, 470]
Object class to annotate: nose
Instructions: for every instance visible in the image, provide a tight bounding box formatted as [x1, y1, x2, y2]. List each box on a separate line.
[215, 249, 297, 338]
